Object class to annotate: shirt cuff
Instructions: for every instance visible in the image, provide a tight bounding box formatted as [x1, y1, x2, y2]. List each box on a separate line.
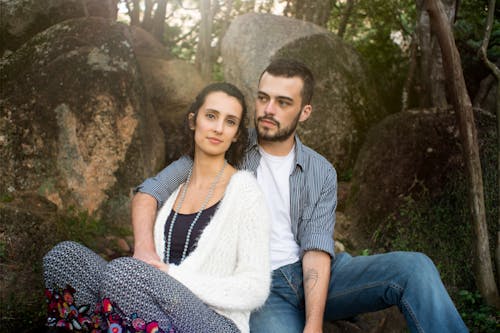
[300, 232, 335, 258]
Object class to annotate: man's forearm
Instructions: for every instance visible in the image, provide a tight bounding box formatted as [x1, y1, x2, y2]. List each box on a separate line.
[302, 250, 331, 333]
[131, 192, 159, 261]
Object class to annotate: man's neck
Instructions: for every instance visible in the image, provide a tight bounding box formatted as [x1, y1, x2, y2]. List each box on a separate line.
[258, 135, 295, 156]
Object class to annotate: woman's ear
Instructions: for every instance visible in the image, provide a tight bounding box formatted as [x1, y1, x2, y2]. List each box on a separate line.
[188, 113, 196, 130]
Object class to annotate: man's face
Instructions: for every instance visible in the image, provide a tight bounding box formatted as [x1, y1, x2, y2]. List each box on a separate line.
[254, 72, 306, 142]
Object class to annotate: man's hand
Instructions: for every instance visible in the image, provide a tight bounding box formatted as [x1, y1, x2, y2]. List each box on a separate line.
[302, 250, 331, 333]
[131, 192, 159, 262]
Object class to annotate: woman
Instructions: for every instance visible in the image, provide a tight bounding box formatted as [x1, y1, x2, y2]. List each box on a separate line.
[43, 82, 271, 333]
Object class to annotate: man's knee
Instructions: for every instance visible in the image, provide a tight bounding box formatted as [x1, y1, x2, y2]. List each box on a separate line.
[392, 252, 439, 286]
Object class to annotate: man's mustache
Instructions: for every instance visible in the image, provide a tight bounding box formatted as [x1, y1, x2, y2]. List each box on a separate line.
[257, 115, 280, 128]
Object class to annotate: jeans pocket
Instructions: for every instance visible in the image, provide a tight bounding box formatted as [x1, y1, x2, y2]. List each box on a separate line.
[279, 261, 304, 309]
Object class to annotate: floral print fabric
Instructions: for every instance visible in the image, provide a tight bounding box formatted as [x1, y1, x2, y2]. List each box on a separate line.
[45, 285, 176, 333]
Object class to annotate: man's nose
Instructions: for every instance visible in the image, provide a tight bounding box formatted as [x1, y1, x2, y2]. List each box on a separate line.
[264, 100, 276, 115]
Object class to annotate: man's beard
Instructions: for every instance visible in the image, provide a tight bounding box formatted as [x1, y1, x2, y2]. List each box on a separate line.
[255, 111, 301, 142]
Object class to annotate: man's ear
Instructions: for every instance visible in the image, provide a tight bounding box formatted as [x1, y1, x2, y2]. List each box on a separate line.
[188, 113, 196, 130]
[299, 105, 312, 122]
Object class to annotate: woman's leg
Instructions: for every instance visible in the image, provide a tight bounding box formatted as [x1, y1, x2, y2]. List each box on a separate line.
[43, 240, 107, 309]
[100, 257, 240, 333]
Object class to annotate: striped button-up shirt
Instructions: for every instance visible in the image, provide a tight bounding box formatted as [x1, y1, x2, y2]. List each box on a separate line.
[136, 129, 337, 258]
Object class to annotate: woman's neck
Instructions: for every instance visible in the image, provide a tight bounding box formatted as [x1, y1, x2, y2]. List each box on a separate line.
[190, 155, 227, 188]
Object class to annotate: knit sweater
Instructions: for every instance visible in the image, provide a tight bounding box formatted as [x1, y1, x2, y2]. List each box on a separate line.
[153, 171, 271, 333]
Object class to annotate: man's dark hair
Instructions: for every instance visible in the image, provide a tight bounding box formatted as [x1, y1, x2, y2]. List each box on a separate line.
[260, 58, 315, 107]
[182, 82, 249, 167]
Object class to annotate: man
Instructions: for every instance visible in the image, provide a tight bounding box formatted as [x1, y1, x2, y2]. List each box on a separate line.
[132, 59, 468, 333]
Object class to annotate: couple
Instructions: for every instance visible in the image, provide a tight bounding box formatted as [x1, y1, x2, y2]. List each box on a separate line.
[44, 59, 468, 333]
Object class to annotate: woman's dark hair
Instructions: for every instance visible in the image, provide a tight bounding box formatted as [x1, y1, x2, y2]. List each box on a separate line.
[182, 82, 249, 167]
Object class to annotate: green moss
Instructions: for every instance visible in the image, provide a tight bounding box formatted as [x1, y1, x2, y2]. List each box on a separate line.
[0, 206, 131, 332]
[374, 146, 498, 297]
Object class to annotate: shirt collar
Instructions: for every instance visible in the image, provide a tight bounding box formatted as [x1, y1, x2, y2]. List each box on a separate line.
[248, 128, 305, 171]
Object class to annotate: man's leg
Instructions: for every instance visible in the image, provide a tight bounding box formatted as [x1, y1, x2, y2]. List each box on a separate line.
[324, 251, 468, 333]
[250, 261, 305, 333]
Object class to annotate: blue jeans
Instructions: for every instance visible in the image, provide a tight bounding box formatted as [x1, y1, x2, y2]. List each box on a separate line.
[250, 251, 468, 333]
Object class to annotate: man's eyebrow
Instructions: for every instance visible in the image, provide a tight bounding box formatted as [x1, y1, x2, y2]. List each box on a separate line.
[276, 96, 293, 103]
[257, 91, 294, 102]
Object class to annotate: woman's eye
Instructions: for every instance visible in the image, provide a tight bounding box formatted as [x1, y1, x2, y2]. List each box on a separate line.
[206, 113, 216, 119]
[227, 119, 237, 126]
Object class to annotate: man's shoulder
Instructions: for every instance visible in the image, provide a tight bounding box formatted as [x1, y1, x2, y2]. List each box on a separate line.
[299, 143, 337, 177]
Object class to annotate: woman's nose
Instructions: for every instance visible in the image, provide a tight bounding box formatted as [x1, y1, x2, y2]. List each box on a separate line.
[214, 120, 224, 134]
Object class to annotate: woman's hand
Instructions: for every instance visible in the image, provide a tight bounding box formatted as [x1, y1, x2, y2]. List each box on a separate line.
[145, 259, 169, 273]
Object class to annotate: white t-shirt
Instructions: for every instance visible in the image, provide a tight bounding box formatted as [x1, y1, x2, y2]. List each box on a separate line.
[257, 146, 300, 270]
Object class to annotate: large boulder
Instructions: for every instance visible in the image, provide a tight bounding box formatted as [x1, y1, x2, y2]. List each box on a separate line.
[129, 26, 207, 162]
[0, 194, 60, 331]
[221, 13, 382, 171]
[0, 17, 165, 222]
[345, 108, 497, 248]
[0, 0, 117, 55]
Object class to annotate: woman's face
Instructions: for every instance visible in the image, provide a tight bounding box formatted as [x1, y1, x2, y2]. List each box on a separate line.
[190, 91, 243, 159]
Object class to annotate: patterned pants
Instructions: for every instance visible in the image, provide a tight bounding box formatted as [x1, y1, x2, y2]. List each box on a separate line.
[43, 241, 240, 333]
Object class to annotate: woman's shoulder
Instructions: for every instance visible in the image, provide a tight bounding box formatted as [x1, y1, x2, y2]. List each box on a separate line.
[230, 170, 258, 185]
[226, 170, 262, 197]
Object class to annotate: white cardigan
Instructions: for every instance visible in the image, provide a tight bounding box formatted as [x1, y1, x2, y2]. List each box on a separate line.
[154, 171, 271, 333]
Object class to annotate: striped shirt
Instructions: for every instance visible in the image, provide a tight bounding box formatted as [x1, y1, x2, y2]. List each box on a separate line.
[135, 128, 337, 258]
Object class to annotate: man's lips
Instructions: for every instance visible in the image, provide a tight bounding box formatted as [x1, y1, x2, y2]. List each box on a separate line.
[259, 118, 278, 127]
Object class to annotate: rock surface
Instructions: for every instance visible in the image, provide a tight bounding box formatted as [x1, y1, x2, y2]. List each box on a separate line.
[0, 17, 165, 221]
[345, 108, 497, 247]
[222, 13, 382, 171]
[0, 0, 117, 55]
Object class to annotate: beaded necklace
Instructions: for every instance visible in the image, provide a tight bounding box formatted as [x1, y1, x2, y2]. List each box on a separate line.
[164, 160, 228, 263]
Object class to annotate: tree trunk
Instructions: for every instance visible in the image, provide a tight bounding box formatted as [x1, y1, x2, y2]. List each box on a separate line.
[477, 0, 500, 290]
[424, 0, 500, 308]
[152, 0, 168, 43]
[337, 0, 355, 39]
[196, 0, 214, 81]
[473, 74, 495, 109]
[414, 0, 456, 108]
[142, 0, 155, 31]
[129, 0, 141, 26]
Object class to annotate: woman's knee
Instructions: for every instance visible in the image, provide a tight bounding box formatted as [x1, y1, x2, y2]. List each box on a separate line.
[43, 241, 83, 269]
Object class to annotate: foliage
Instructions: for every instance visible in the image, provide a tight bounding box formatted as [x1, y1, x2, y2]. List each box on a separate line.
[454, 0, 500, 97]
[327, 0, 416, 115]
[373, 112, 498, 300]
[457, 290, 500, 333]
[375, 188, 476, 291]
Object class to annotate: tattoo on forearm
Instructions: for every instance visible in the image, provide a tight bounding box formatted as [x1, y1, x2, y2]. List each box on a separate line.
[304, 268, 319, 293]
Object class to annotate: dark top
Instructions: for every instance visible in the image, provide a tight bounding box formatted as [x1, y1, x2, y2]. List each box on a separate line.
[164, 201, 220, 265]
